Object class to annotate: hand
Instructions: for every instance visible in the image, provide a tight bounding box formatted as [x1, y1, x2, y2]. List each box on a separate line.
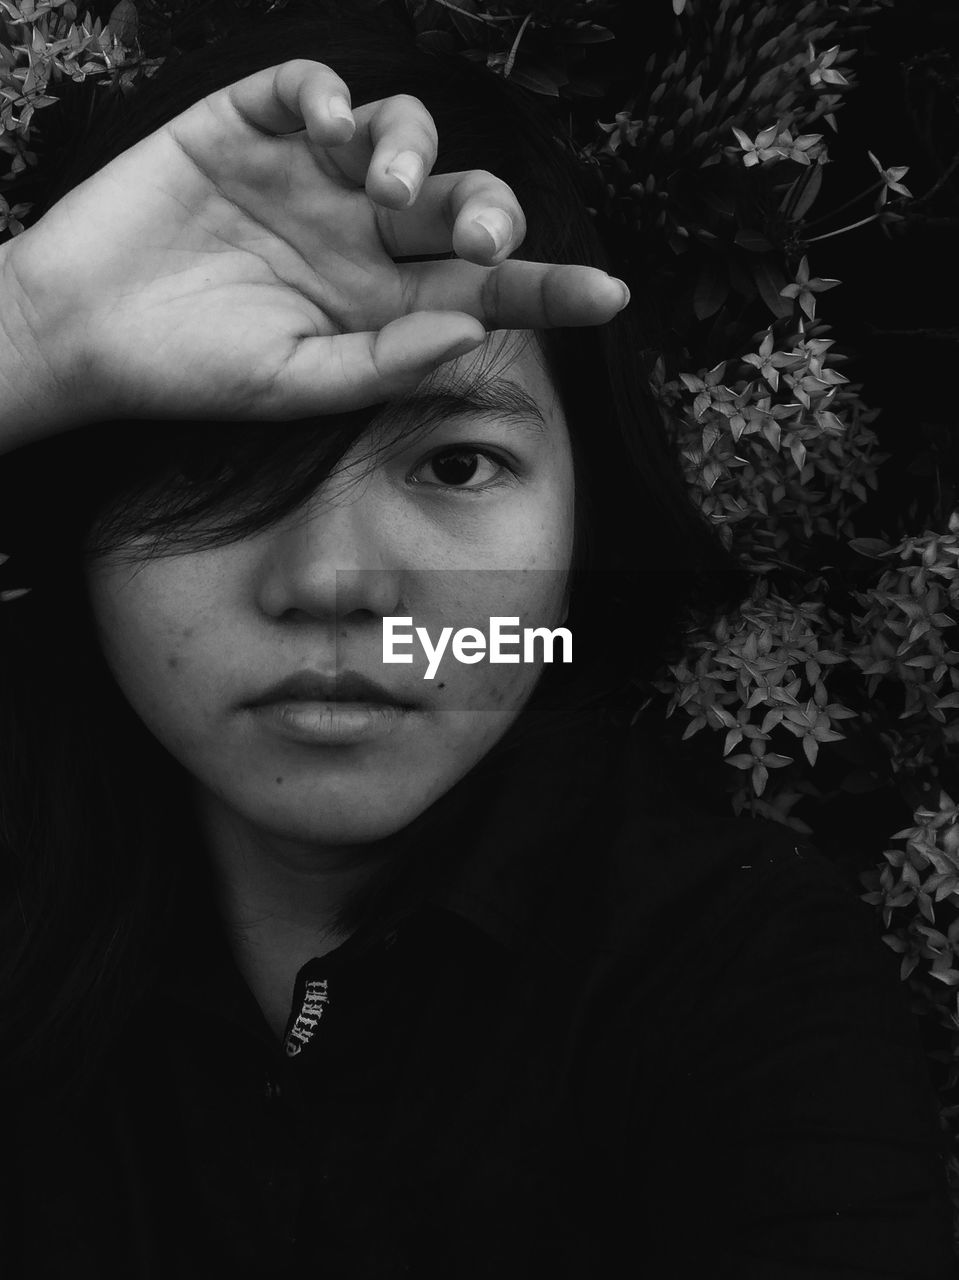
[0, 59, 628, 441]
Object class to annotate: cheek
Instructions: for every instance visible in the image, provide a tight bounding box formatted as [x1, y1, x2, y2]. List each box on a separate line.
[85, 562, 225, 740]
[517, 446, 576, 572]
[491, 470, 575, 571]
[403, 573, 567, 721]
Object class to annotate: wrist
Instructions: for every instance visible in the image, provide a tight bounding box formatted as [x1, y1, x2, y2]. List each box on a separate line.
[0, 236, 92, 453]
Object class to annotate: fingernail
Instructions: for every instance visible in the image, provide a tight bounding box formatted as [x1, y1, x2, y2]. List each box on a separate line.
[617, 281, 631, 310]
[471, 209, 514, 258]
[386, 151, 424, 206]
[328, 95, 354, 128]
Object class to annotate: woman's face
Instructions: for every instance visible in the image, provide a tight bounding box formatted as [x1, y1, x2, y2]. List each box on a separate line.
[85, 334, 575, 847]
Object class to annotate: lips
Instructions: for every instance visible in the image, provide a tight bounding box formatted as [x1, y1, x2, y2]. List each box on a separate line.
[244, 669, 419, 748]
[245, 670, 418, 710]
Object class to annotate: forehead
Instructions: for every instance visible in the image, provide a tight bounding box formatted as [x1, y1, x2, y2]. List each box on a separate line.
[412, 329, 565, 431]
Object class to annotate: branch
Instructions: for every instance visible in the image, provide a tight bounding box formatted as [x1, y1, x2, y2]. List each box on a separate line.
[432, 0, 519, 24]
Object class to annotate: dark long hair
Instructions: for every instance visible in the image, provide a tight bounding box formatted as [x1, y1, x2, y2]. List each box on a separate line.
[0, 0, 744, 1090]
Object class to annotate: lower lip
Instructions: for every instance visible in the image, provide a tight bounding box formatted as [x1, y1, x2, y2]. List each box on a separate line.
[250, 700, 411, 746]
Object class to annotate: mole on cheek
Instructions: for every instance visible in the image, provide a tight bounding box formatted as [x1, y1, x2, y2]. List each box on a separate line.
[483, 682, 506, 709]
[166, 655, 179, 671]
[275, 776, 284, 785]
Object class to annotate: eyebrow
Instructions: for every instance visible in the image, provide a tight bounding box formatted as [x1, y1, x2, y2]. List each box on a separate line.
[373, 376, 548, 436]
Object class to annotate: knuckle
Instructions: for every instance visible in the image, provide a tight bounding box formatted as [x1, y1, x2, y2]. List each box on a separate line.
[278, 59, 342, 98]
[398, 274, 419, 317]
[274, 58, 313, 89]
[386, 94, 438, 147]
[388, 92, 427, 115]
[284, 57, 330, 78]
[539, 274, 557, 327]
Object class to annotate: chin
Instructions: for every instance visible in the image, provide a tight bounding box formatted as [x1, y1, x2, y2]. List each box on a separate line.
[196, 742, 483, 850]
[246, 789, 436, 848]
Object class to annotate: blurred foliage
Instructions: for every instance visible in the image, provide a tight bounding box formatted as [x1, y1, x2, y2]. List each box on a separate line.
[0, 0, 957, 1243]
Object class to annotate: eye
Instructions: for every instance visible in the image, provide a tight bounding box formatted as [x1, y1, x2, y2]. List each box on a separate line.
[408, 447, 513, 491]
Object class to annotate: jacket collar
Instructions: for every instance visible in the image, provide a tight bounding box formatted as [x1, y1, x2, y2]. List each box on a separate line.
[159, 707, 629, 1029]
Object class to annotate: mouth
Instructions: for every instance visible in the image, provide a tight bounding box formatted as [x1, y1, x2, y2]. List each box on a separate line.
[246, 670, 419, 709]
[244, 670, 420, 746]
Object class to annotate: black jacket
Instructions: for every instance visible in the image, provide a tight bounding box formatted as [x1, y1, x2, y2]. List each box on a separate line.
[5, 721, 956, 1278]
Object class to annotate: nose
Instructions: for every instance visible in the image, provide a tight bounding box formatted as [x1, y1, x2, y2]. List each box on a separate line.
[253, 476, 404, 623]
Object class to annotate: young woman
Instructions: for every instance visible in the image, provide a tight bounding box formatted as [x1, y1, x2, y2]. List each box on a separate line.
[0, 6, 954, 1277]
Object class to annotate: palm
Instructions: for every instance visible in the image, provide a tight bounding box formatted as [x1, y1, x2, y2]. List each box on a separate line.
[4, 60, 628, 424]
[147, 117, 414, 335]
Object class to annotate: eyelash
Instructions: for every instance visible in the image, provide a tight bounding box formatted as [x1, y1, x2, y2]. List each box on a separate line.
[407, 445, 517, 493]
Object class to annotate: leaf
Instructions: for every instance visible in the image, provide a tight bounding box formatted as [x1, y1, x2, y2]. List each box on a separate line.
[106, 0, 137, 45]
[693, 261, 730, 321]
[930, 968, 959, 987]
[900, 954, 919, 981]
[849, 537, 891, 558]
[702, 188, 737, 220]
[443, 0, 485, 39]
[561, 24, 615, 44]
[725, 754, 755, 770]
[934, 877, 959, 902]
[508, 66, 561, 96]
[711, 706, 738, 729]
[791, 162, 824, 221]
[681, 716, 706, 740]
[734, 229, 774, 253]
[752, 259, 793, 319]
[416, 29, 457, 53]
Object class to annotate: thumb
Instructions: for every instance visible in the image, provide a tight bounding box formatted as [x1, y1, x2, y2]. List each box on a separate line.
[262, 313, 488, 418]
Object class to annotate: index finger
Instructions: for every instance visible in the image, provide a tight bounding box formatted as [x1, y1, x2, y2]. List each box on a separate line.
[218, 59, 357, 142]
[401, 259, 631, 330]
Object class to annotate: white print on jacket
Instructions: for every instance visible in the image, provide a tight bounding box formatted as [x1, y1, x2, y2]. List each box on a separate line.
[284, 978, 330, 1058]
